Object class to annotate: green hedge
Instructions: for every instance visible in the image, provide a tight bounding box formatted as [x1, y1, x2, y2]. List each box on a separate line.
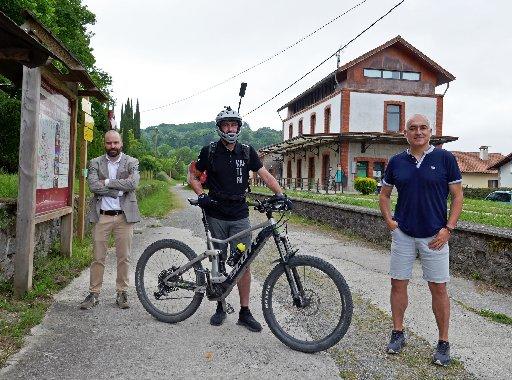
[354, 177, 378, 195]
[463, 187, 512, 199]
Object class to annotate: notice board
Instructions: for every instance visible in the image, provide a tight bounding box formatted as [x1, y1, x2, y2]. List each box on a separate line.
[35, 80, 72, 215]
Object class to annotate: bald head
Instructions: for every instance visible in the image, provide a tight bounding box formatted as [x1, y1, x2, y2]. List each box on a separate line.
[104, 129, 123, 158]
[406, 114, 431, 130]
[105, 129, 122, 142]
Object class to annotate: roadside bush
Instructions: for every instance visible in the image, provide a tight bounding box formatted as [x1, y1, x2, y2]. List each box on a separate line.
[155, 171, 171, 182]
[462, 187, 512, 199]
[354, 177, 377, 195]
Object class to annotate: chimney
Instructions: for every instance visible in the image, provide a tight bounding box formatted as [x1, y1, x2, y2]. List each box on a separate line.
[479, 146, 489, 161]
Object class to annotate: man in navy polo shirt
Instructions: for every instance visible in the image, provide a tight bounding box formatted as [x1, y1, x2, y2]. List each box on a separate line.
[379, 114, 463, 366]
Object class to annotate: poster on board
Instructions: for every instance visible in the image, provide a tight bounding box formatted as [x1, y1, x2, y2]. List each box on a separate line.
[35, 80, 72, 214]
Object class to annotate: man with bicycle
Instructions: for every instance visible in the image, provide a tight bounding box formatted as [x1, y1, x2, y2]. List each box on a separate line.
[188, 106, 288, 332]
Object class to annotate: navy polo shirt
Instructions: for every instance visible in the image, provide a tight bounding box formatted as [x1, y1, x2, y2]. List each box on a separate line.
[196, 140, 263, 221]
[382, 146, 462, 238]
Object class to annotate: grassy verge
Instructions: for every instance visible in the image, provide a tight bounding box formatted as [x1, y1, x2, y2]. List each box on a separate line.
[252, 186, 512, 229]
[0, 237, 93, 368]
[138, 179, 179, 218]
[0, 173, 17, 199]
[454, 300, 512, 325]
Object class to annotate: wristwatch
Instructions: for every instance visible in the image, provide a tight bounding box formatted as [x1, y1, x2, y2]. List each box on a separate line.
[445, 226, 454, 233]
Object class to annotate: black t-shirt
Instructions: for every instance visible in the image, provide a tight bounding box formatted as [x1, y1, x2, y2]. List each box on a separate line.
[196, 140, 263, 220]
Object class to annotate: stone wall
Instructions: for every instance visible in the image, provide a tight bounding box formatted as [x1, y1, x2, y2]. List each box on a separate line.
[251, 193, 512, 288]
[0, 199, 62, 282]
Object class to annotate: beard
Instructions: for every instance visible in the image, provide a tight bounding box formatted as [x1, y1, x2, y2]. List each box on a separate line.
[106, 148, 121, 157]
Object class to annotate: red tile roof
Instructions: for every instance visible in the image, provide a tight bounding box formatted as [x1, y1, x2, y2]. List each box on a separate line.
[488, 152, 512, 170]
[451, 151, 504, 174]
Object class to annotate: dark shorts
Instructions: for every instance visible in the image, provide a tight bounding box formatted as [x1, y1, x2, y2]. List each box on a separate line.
[206, 216, 252, 261]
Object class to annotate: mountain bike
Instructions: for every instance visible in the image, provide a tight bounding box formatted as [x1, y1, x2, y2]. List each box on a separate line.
[135, 196, 353, 353]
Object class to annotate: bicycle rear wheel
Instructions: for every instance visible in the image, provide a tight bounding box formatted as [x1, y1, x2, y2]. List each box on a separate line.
[262, 255, 353, 353]
[135, 239, 205, 323]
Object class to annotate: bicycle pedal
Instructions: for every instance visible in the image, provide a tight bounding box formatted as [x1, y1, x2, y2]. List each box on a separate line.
[224, 302, 235, 314]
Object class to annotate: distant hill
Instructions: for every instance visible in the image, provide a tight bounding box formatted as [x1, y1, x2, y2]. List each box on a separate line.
[142, 122, 282, 152]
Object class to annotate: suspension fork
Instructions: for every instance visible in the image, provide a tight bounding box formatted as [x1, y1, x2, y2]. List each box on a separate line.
[272, 227, 306, 307]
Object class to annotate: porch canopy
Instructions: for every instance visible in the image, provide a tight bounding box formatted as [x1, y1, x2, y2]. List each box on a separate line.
[260, 132, 458, 155]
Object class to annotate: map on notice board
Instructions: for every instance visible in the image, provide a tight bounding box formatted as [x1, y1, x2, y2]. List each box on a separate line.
[37, 81, 71, 189]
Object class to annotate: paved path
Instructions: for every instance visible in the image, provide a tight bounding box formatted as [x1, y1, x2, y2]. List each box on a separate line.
[1, 185, 511, 379]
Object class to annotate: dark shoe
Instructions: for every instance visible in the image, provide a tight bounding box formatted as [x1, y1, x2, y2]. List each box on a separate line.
[237, 309, 262, 332]
[387, 330, 406, 354]
[433, 340, 451, 366]
[210, 302, 226, 326]
[116, 291, 129, 309]
[80, 292, 99, 310]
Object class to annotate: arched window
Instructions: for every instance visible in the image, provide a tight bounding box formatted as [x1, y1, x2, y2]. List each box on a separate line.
[324, 106, 331, 133]
[288, 123, 293, 139]
[298, 119, 303, 136]
[310, 113, 316, 134]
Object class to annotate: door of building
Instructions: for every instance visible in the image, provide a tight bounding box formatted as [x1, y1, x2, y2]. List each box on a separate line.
[321, 155, 330, 185]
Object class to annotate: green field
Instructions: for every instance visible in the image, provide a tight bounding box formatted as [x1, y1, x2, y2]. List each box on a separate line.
[252, 186, 512, 229]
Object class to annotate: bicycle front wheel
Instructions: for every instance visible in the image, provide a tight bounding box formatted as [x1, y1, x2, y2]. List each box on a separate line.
[135, 239, 205, 323]
[262, 255, 353, 353]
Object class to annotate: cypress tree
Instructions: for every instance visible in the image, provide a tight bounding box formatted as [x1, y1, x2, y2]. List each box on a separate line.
[134, 99, 141, 139]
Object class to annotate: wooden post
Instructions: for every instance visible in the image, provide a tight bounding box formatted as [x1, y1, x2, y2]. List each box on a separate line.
[14, 66, 41, 296]
[77, 108, 88, 240]
[60, 99, 78, 256]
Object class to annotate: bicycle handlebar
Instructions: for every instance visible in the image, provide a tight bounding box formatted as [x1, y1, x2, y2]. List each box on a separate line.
[188, 196, 292, 213]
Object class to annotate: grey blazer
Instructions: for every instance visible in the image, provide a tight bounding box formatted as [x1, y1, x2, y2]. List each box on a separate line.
[87, 154, 141, 223]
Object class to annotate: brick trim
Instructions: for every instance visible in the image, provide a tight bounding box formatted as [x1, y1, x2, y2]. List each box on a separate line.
[341, 89, 350, 133]
[340, 141, 349, 180]
[353, 156, 388, 177]
[436, 96, 443, 136]
[324, 105, 331, 133]
[383, 100, 405, 133]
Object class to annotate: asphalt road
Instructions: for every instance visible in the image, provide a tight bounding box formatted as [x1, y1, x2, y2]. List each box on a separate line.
[1, 185, 510, 379]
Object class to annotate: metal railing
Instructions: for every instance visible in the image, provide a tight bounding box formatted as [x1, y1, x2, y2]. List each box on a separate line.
[251, 177, 344, 194]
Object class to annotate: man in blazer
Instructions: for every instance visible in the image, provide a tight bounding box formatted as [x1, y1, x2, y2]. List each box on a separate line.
[80, 130, 140, 310]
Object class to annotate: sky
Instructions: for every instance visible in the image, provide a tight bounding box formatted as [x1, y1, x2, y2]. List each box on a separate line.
[83, 0, 512, 154]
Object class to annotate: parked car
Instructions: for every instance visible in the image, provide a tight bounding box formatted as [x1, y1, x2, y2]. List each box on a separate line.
[485, 190, 512, 203]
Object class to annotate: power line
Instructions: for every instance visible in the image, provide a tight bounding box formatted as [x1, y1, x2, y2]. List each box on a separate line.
[244, 0, 406, 116]
[141, 0, 369, 113]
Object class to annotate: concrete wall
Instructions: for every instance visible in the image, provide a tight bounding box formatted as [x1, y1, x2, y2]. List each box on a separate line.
[251, 193, 512, 288]
[283, 93, 342, 138]
[349, 92, 437, 132]
[498, 161, 512, 187]
[0, 200, 63, 281]
[462, 173, 499, 188]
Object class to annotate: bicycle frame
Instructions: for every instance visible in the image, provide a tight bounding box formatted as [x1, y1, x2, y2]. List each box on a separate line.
[163, 206, 296, 301]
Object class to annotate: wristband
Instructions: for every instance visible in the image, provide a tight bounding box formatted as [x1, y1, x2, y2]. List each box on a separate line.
[445, 226, 453, 233]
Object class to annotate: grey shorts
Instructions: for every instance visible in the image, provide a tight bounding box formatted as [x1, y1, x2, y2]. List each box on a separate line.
[206, 216, 252, 260]
[389, 227, 450, 283]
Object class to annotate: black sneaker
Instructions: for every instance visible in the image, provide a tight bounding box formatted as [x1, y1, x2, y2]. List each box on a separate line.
[210, 302, 226, 326]
[237, 309, 262, 332]
[433, 340, 451, 366]
[386, 330, 406, 354]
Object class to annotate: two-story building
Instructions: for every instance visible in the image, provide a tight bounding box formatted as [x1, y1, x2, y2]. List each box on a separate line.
[260, 36, 458, 191]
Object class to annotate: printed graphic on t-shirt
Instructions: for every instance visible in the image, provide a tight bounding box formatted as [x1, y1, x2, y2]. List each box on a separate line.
[236, 159, 245, 184]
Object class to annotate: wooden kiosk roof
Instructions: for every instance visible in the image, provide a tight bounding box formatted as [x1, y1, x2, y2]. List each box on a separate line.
[0, 10, 107, 102]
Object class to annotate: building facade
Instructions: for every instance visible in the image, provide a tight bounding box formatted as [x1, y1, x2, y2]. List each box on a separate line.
[488, 152, 512, 187]
[452, 147, 504, 188]
[261, 36, 457, 191]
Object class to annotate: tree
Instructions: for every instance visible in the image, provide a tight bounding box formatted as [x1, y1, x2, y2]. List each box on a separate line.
[134, 99, 141, 139]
